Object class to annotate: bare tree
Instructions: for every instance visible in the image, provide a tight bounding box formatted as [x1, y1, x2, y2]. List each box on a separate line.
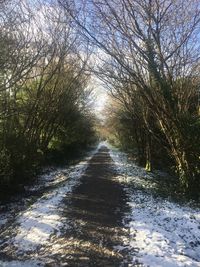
[59, 0, 200, 195]
[0, 0, 96, 185]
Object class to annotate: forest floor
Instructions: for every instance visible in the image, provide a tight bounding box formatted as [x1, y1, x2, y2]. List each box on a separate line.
[0, 143, 200, 267]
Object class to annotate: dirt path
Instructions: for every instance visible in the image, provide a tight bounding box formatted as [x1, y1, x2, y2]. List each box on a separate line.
[0, 145, 132, 267]
[48, 145, 131, 266]
[1, 144, 200, 266]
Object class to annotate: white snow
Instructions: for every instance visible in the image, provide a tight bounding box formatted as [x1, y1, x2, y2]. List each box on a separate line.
[1, 142, 200, 267]
[0, 217, 8, 227]
[11, 147, 99, 253]
[129, 192, 200, 267]
[0, 260, 42, 267]
[107, 143, 200, 267]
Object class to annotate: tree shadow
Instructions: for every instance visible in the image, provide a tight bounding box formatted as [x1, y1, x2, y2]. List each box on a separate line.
[49, 146, 134, 266]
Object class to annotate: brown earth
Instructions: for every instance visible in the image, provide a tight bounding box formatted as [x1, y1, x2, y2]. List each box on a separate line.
[46, 145, 133, 266]
[0, 146, 135, 267]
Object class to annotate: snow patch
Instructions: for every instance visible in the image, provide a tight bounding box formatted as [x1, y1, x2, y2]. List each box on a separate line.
[0, 260, 43, 267]
[129, 192, 200, 267]
[107, 143, 200, 267]
[11, 148, 98, 252]
[0, 217, 8, 227]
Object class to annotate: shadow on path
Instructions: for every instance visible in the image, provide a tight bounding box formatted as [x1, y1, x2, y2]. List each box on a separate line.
[48, 146, 132, 266]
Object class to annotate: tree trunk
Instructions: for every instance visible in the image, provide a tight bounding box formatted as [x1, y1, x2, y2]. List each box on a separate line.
[145, 133, 152, 172]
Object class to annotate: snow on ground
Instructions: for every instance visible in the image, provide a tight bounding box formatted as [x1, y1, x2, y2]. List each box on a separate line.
[0, 260, 42, 267]
[0, 145, 100, 263]
[1, 142, 200, 266]
[0, 217, 8, 227]
[107, 143, 200, 267]
[13, 153, 98, 252]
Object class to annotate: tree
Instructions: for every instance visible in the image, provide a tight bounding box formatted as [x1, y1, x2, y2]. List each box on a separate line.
[0, 0, 96, 189]
[60, 0, 200, 196]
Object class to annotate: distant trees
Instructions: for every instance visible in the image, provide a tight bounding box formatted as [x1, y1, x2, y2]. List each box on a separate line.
[0, 0, 96, 189]
[60, 0, 200, 197]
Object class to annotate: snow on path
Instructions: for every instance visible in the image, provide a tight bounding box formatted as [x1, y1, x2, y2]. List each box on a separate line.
[13, 149, 101, 252]
[0, 145, 100, 259]
[107, 143, 200, 267]
[0, 260, 43, 267]
[13, 161, 88, 252]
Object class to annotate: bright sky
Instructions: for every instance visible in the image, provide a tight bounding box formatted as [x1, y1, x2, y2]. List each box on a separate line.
[87, 48, 109, 119]
[90, 76, 108, 120]
[20, 0, 109, 120]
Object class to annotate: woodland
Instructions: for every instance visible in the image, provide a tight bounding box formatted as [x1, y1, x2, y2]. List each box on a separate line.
[0, 0, 200, 198]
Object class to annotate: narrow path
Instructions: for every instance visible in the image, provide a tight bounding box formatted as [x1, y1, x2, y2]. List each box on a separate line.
[1, 144, 200, 266]
[54, 145, 131, 266]
[0, 145, 132, 267]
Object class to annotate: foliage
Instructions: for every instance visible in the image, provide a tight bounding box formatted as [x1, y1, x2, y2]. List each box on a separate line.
[64, 0, 200, 197]
[0, 0, 97, 192]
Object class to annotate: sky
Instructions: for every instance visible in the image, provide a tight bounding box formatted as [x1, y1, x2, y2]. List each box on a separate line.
[91, 76, 108, 115]
[10, 0, 109, 120]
